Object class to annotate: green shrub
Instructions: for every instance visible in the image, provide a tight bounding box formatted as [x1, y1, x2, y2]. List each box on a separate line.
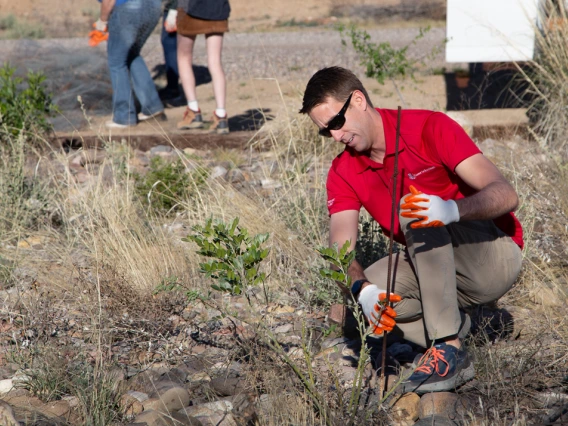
[0, 63, 56, 144]
[184, 217, 270, 303]
[134, 156, 208, 214]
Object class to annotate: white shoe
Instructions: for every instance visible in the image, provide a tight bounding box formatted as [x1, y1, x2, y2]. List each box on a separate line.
[105, 120, 134, 129]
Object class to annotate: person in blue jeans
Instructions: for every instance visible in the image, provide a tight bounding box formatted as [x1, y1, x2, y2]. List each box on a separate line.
[94, 0, 165, 128]
[160, 0, 182, 105]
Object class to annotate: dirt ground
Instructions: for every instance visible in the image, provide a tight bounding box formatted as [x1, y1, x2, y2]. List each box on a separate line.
[0, 0, 404, 37]
[0, 0, 528, 145]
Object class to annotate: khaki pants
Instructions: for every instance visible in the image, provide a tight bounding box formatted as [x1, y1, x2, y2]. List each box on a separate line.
[364, 213, 522, 348]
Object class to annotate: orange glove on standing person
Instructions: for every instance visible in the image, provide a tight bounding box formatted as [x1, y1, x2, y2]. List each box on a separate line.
[89, 19, 108, 47]
[400, 185, 460, 229]
[357, 285, 402, 335]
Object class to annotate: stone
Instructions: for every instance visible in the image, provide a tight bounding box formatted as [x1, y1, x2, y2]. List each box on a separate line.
[209, 166, 228, 179]
[414, 415, 457, 425]
[0, 379, 13, 394]
[273, 324, 292, 334]
[121, 393, 144, 417]
[390, 392, 420, 423]
[182, 400, 233, 418]
[145, 383, 190, 413]
[149, 145, 173, 155]
[80, 148, 107, 165]
[134, 409, 175, 426]
[419, 391, 470, 420]
[208, 377, 248, 397]
[0, 401, 18, 426]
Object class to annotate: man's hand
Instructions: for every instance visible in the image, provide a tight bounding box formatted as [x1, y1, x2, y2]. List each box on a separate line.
[357, 285, 401, 335]
[164, 9, 178, 32]
[400, 185, 460, 229]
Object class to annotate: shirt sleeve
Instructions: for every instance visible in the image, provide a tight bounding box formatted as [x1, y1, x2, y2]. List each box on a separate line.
[422, 112, 481, 172]
[326, 162, 362, 216]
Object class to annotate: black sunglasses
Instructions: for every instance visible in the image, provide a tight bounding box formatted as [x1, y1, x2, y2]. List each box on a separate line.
[318, 92, 354, 137]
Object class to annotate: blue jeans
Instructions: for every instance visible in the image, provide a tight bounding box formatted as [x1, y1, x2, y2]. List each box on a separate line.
[107, 0, 163, 125]
[161, 11, 179, 91]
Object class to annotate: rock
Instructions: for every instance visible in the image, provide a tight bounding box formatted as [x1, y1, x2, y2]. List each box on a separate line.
[414, 415, 458, 425]
[121, 393, 145, 417]
[0, 401, 18, 426]
[0, 379, 13, 394]
[390, 392, 420, 423]
[149, 145, 173, 156]
[419, 391, 470, 420]
[260, 178, 282, 189]
[182, 400, 233, 418]
[273, 324, 292, 334]
[144, 382, 190, 413]
[17, 236, 44, 249]
[75, 170, 92, 184]
[196, 412, 238, 426]
[209, 166, 228, 179]
[80, 148, 107, 165]
[208, 377, 248, 397]
[134, 409, 202, 426]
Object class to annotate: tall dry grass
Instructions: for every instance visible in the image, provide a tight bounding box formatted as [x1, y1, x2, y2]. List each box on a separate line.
[0, 65, 567, 423]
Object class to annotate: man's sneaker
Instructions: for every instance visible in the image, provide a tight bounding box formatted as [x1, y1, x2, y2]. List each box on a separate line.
[177, 107, 204, 130]
[138, 111, 167, 122]
[210, 112, 229, 134]
[400, 342, 475, 394]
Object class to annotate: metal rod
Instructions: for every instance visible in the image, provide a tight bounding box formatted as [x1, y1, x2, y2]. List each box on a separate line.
[379, 105, 402, 400]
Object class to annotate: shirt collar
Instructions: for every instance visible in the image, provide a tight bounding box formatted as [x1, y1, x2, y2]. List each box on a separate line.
[344, 108, 406, 174]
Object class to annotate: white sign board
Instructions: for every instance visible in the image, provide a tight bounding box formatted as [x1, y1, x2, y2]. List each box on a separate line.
[446, 0, 540, 62]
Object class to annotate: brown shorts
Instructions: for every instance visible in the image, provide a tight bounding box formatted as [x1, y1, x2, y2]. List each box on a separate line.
[177, 9, 229, 36]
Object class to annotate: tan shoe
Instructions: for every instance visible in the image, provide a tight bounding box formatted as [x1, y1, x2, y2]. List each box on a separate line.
[177, 107, 204, 130]
[210, 112, 229, 134]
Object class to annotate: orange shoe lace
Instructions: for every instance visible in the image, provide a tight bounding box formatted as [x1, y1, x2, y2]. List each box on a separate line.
[414, 347, 450, 376]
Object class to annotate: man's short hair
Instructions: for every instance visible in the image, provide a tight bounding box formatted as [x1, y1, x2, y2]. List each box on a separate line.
[299, 66, 374, 114]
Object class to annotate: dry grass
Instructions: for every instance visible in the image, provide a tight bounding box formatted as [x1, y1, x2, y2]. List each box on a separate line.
[0, 70, 567, 423]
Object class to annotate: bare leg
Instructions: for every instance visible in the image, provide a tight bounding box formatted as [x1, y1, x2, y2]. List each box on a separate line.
[205, 33, 226, 111]
[177, 33, 198, 103]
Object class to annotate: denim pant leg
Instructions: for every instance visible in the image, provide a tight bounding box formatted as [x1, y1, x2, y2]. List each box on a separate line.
[107, 13, 137, 125]
[107, 0, 163, 123]
[161, 12, 179, 90]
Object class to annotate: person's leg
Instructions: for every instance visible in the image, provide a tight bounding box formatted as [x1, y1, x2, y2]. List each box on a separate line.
[205, 33, 229, 133]
[205, 33, 226, 112]
[160, 12, 179, 92]
[400, 212, 463, 343]
[106, 5, 137, 125]
[127, 0, 164, 117]
[449, 220, 522, 308]
[177, 33, 198, 104]
[364, 250, 429, 348]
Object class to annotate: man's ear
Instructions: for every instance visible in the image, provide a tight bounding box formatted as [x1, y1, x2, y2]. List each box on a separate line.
[353, 90, 367, 111]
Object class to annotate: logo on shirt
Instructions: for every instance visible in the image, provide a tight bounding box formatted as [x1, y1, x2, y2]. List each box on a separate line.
[408, 166, 435, 180]
[327, 198, 335, 208]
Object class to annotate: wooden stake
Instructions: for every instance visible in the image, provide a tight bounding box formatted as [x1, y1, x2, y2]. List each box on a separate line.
[379, 105, 402, 401]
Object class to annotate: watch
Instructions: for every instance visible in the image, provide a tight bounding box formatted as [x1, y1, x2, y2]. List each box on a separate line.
[350, 279, 368, 299]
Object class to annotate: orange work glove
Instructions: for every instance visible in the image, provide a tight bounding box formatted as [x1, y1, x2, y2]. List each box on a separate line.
[88, 29, 108, 47]
[400, 185, 460, 229]
[89, 19, 108, 47]
[357, 285, 402, 335]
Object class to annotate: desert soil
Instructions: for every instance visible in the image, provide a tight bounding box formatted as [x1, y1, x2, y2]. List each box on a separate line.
[0, 0, 527, 142]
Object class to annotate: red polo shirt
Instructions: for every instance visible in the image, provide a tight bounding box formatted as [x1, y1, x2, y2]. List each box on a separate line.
[326, 108, 524, 249]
